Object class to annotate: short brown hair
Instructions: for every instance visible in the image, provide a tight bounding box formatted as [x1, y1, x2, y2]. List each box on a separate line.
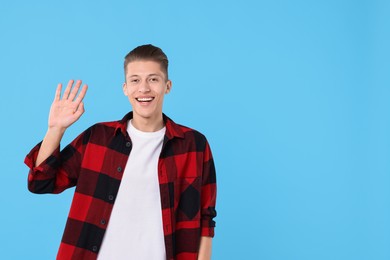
[124, 44, 169, 80]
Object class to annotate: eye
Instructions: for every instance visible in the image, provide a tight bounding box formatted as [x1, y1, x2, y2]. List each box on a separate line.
[149, 77, 159, 82]
[130, 79, 139, 83]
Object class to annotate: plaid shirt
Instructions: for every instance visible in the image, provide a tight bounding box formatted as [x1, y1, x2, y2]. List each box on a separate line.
[25, 112, 217, 260]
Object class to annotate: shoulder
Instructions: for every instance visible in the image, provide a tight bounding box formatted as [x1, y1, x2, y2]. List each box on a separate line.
[165, 114, 208, 140]
[92, 119, 122, 128]
[87, 120, 120, 133]
[79, 119, 124, 144]
[177, 123, 207, 140]
[170, 121, 210, 151]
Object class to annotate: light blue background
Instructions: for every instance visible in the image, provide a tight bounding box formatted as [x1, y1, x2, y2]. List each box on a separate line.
[1, 0, 389, 259]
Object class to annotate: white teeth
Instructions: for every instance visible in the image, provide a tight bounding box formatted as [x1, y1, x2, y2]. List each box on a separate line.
[136, 97, 154, 102]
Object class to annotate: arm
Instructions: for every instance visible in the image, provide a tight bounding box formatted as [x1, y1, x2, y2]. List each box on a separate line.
[35, 80, 87, 166]
[25, 80, 88, 193]
[199, 140, 217, 259]
[198, 236, 212, 260]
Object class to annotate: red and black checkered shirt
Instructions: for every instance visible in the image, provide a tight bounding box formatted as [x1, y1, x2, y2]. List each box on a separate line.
[25, 112, 217, 260]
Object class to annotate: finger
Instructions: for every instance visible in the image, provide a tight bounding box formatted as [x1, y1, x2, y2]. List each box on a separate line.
[68, 80, 82, 101]
[74, 84, 88, 104]
[63, 79, 74, 100]
[54, 83, 62, 101]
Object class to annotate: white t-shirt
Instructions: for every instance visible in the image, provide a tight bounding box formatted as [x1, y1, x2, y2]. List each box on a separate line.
[98, 120, 166, 260]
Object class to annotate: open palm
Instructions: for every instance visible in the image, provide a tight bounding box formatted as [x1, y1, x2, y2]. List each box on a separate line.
[49, 80, 88, 130]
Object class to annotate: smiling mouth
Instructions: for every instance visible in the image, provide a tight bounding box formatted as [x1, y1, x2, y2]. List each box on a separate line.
[136, 97, 154, 102]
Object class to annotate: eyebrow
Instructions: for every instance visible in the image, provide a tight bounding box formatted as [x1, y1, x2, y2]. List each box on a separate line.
[127, 73, 163, 78]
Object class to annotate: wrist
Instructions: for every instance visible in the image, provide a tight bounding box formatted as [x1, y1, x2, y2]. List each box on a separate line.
[47, 126, 66, 137]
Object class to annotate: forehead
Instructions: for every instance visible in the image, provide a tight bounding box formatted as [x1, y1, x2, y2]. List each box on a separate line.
[125, 60, 165, 77]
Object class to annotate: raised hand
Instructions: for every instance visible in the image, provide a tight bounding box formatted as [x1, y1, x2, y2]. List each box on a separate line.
[48, 80, 88, 131]
[35, 80, 88, 166]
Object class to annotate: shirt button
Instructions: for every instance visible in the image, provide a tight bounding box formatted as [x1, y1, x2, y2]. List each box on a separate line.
[117, 166, 122, 172]
[108, 195, 114, 201]
[126, 142, 131, 147]
[100, 219, 106, 225]
[92, 246, 98, 252]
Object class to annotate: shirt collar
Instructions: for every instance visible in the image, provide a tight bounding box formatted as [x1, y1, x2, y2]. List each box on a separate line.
[115, 111, 185, 140]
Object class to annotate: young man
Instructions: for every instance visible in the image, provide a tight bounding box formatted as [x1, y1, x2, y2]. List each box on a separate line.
[24, 44, 217, 260]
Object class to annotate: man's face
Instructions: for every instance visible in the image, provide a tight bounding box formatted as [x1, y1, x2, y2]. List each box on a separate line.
[123, 60, 172, 124]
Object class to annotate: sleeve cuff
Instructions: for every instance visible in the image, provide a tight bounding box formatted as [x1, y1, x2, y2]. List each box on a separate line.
[24, 141, 60, 174]
[201, 226, 215, 237]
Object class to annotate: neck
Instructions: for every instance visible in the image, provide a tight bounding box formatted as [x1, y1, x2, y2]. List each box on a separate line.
[131, 114, 164, 132]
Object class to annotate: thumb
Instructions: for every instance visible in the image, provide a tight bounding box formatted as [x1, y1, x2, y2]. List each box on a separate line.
[74, 102, 85, 119]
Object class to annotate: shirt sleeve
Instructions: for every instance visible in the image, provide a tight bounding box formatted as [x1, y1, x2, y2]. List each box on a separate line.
[200, 140, 217, 237]
[24, 127, 91, 194]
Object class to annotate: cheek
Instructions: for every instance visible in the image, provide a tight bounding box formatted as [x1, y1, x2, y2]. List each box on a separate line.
[123, 86, 135, 97]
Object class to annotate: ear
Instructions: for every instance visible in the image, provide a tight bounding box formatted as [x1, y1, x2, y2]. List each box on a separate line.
[165, 80, 172, 94]
[123, 82, 128, 96]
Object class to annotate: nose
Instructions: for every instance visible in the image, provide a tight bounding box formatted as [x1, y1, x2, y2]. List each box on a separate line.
[139, 80, 151, 93]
